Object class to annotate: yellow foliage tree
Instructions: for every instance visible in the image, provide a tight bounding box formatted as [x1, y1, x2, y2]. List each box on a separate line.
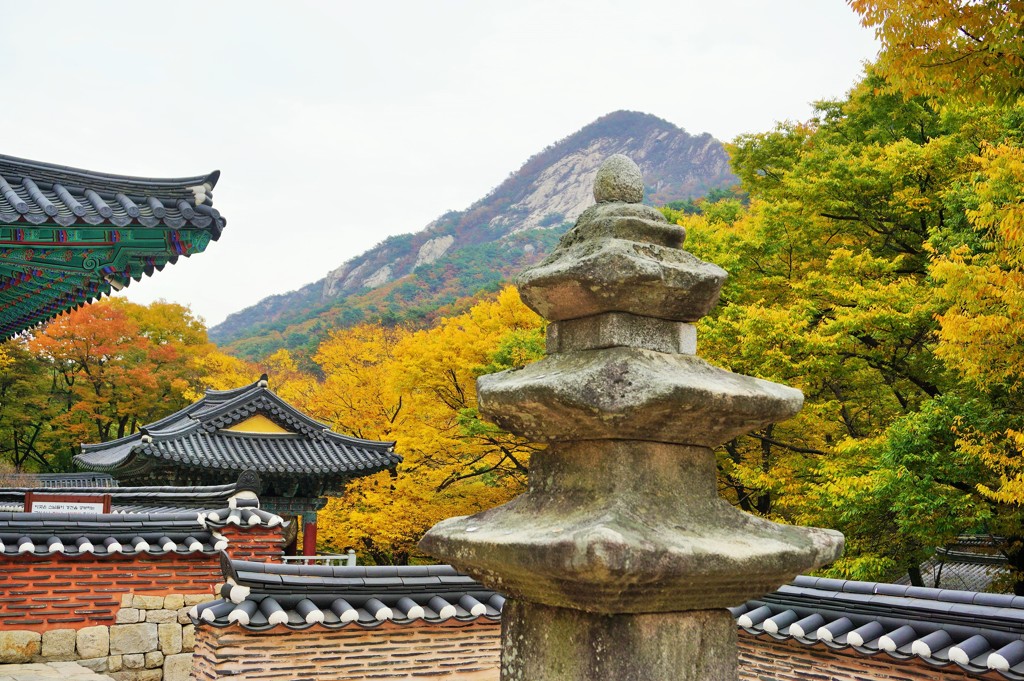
[849, 0, 1024, 104]
[311, 287, 545, 564]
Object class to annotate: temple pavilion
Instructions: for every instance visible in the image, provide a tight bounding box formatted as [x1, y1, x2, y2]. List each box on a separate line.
[0, 153, 225, 338]
[76, 375, 401, 555]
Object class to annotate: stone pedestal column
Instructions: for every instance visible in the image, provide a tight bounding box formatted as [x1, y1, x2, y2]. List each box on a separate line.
[421, 154, 844, 680]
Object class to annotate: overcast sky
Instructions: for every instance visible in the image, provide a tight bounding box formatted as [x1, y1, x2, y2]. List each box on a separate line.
[0, 1, 878, 328]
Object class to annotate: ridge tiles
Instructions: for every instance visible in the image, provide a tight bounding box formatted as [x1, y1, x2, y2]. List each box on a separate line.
[732, 575, 1024, 680]
[75, 379, 400, 478]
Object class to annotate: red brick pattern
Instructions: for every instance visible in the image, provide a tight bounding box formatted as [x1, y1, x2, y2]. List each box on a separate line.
[217, 524, 284, 562]
[0, 522, 285, 633]
[0, 554, 220, 633]
[191, 617, 1011, 681]
[192, 619, 502, 680]
[738, 631, 1004, 681]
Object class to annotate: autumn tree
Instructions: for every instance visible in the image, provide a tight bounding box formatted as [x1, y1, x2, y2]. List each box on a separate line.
[313, 288, 544, 564]
[849, 0, 1024, 104]
[27, 299, 210, 461]
[672, 66, 1024, 587]
[0, 342, 64, 471]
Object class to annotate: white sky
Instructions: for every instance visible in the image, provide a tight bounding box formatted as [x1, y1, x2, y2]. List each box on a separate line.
[0, 1, 878, 328]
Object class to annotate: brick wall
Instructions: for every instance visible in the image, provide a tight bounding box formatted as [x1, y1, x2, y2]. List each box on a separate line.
[738, 631, 1004, 681]
[0, 554, 222, 633]
[191, 621, 1010, 681]
[192, 619, 502, 680]
[216, 524, 284, 562]
[0, 522, 284, 633]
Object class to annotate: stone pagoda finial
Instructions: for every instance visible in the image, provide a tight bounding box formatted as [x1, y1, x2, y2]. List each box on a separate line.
[421, 154, 843, 681]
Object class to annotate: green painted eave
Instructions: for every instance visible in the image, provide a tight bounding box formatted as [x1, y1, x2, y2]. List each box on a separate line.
[0, 223, 213, 339]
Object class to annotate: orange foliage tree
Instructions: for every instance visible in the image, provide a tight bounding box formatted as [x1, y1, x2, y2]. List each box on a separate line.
[27, 299, 210, 463]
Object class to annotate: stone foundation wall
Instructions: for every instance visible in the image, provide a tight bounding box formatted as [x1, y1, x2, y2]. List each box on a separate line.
[191, 619, 502, 680]
[738, 631, 1003, 681]
[0, 592, 215, 680]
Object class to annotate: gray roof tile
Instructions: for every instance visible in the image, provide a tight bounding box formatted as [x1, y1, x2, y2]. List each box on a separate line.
[76, 380, 400, 480]
[732, 577, 1024, 680]
[194, 557, 502, 631]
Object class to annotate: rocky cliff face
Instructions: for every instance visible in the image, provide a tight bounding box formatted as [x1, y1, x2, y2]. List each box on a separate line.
[211, 111, 736, 350]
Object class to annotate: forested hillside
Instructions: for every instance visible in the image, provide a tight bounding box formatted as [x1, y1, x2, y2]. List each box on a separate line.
[210, 110, 737, 360]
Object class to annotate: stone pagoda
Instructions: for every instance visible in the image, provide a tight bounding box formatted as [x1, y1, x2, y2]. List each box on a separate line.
[421, 154, 844, 680]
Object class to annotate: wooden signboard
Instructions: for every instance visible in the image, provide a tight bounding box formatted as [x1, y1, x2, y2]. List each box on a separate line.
[24, 492, 112, 514]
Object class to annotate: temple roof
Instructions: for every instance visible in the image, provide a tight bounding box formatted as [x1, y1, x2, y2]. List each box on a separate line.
[0, 476, 250, 514]
[895, 535, 1010, 593]
[1, 472, 118, 489]
[0, 153, 226, 339]
[0, 498, 284, 559]
[193, 557, 503, 630]
[76, 377, 400, 488]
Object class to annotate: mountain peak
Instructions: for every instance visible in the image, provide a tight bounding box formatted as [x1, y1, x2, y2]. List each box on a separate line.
[211, 112, 737, 355]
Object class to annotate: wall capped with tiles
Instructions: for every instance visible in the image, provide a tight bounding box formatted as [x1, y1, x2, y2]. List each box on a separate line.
[0, 518, 285, 680]
[0, 553, 221, 633]
[192, 619, 502, 681]
[738, 631, 1002, 681]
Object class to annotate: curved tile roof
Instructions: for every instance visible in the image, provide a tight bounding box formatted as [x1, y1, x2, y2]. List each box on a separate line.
[192, 557, 503, 630]
[0, 155, 223, 231]
[0, 498, 284, 558]
[0, 154, 226, 339]
[731, 575, 1024, 680]
[1, 473, 118, 488]
[76, 378, 401, 482]
[0, 480, 240, 510]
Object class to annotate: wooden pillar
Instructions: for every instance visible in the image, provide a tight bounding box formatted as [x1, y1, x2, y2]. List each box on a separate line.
[302, 511, 318, 556]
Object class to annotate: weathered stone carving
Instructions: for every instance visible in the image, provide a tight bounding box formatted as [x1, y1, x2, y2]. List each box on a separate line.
[421, 154, 844, 680]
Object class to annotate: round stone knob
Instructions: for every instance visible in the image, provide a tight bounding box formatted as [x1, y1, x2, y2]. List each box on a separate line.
[593, 154, 644, 204]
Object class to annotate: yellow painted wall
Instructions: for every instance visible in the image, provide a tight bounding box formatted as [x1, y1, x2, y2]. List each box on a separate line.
[224, 414, 291, 434]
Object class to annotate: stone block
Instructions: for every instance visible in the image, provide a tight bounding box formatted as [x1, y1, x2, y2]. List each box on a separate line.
[547, 313, 697, 355]
[76, 626, 109, 659]
[108, 654, 124, 671]
[181, 625, 195, 652]
[177, 608, 191, 624]
[110, 623, 158, 655]
[164, 652, 194, 681]
[503, 601, 738, 681]
[145, 650, 163, 668]
[133, 595, 164, 610]
[518, 231, 727, 322]
[41, 628, 77, 658]
[116, 608, 141, 624]
[159, 622, 182, 654]
[147, 609, 177, 624]
[0, 630, 41, 663]
[184, 594, 214, 606]
[111, 670, 162, 681]
[163, 594, 185, 610]
[51, 661, 111, 678]
[477, 348, 803, 447]
[77, 656, 109, 672]
[123, 653, 145, 669]
[121, 594, 134, 608]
